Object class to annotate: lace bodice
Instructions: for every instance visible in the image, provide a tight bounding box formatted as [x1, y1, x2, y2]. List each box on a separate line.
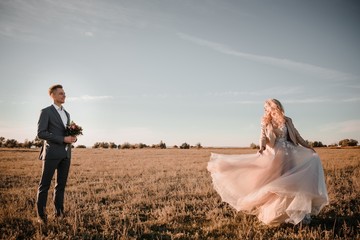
[273, 124, 288, 142]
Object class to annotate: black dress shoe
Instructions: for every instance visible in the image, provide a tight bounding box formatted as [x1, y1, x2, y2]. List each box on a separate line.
[55, 210, 65, 219]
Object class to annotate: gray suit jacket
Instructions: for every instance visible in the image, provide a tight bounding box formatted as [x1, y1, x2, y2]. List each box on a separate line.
[38, 105, 71, 160]
[260, 116, 310, 149]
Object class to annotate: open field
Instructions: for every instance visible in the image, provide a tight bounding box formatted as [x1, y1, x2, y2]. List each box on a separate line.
[0, 147, 359, 239]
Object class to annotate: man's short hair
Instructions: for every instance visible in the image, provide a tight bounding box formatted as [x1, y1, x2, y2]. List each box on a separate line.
[48, 84, 63, 96]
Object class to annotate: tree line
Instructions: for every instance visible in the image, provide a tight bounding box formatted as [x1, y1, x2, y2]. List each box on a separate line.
[0, 136, 358, 149]
[0, 137, 202, 149]
[90, 141, 200, 149]
[249, 138, 358, 149]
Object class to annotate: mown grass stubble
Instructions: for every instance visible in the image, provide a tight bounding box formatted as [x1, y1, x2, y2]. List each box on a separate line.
[0, 148, 359, 239]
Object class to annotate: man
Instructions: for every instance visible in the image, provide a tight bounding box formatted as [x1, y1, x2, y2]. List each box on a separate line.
[36, 84, 77, 224]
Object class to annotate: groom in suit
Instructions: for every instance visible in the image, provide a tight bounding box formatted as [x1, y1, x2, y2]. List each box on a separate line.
[36, 84, 77, 224]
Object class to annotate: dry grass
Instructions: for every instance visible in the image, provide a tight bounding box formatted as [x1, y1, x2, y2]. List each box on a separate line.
[0, 147, 359, 239]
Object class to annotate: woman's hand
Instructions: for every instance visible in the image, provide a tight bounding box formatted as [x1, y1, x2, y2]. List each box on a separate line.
[258, 146, 266, 154]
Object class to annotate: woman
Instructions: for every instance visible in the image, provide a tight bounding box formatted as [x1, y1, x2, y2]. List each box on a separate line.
[207, 99, 328, 225]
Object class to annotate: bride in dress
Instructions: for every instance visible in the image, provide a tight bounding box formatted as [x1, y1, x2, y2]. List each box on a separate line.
[207, 99, 329, 225]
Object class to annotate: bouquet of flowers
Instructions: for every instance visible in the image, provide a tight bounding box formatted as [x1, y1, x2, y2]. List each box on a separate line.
[66, 121, 83, 136]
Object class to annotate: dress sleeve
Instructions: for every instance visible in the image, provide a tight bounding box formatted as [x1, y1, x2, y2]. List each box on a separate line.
[259, 123, 267, 149]
[288, 118, 311, 148]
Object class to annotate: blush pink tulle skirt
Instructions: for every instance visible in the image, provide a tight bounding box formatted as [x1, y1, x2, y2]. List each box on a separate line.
[207, 141, 329, 225]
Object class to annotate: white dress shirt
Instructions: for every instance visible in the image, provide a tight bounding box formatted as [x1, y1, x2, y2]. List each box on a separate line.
[53, 104, 68, 127]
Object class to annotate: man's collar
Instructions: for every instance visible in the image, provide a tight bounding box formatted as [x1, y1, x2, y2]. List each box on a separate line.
[52, 103, 64, 111]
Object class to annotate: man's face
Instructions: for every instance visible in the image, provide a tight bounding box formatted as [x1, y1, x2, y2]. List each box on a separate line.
[52, 88, 66, 105]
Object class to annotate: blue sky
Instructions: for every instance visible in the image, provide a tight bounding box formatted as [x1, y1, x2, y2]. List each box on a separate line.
[0, 0, 359, 147]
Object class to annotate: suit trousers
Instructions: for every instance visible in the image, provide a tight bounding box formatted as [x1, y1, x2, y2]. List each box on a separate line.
[36, 157, 71, 217]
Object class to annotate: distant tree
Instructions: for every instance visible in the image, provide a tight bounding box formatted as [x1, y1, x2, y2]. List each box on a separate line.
[173, 145, 178, 148]
[180, 142, 190, 149]
[141, 143, 149, 148]
[195, 143, 203, 149]
[151, 141, 167, 149]
[76, 145, 87, 148]
[33, 136, 44, 148]
[312, 141, 325, 147]
[0, 136, 5, 147]
[339, 139, 358, 147]
[339, 139, 348, 147]
[348, 139, 358, 146]
[4, 139, 18, 148]
[135, 143, 148, 149]
[159, 140, 166, 149]
[23, 139, 33, 148]
[92, 142, 101, 148]
[100, 142, 109, 149]
[120, 142, 132, 149]
[92, 142, 111, 148]
[109, 142, 117, 149]
[250, 143, 259, 149]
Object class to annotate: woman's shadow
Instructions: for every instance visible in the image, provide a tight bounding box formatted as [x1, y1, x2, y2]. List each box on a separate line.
[278, 213, 360, 239]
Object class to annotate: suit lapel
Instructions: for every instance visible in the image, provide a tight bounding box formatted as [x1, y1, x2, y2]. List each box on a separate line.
[50, 105, 66, 129]
[64, 110, 70, 126]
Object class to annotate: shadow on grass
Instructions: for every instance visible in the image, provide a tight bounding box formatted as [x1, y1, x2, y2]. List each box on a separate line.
[275, 214, 360, 239]
[1, 214, 358, 239]
[312, 214, 359, 236]
[0, 217, 36, 239]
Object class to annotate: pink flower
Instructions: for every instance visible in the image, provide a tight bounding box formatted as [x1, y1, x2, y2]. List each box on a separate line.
[66, 121, 83, 136]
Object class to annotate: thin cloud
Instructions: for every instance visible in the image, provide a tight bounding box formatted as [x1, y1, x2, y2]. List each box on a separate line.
[208, 91, 244, 97]
[341, 97, 360, 103]
[11, 101, 30, 105]
[209, 86, 303, 97]
[230, 98, 330, 105]
[285, 96, 360, 104]
[231, 100, 262, 104]
[0, 0, 154, 41]
[283, 98, 332, 104]
[254, 86, 303, 96]
[177, 33, 357, 81]
[84, 31, 94, 37]
[141, 93, 169, 99]
[321, 119, 360, 133]
[67, 95, 113, 102]
[230, 96, 360, 105]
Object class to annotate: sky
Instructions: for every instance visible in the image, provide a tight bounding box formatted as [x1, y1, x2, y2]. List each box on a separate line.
[0, 0, 359, 147]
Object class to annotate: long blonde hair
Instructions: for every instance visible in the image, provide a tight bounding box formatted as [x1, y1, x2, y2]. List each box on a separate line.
[261, 99, 285, 127]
